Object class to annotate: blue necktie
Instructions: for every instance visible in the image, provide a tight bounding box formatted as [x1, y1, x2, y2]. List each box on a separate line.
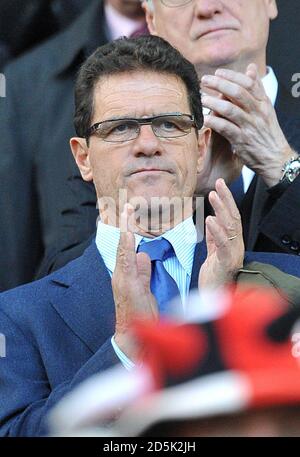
[137, 238, 180, 315]
[229, 174, 244, 209]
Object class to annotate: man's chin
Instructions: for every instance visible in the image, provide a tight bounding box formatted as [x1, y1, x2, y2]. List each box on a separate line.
[127, 190, 176, 205]
[193, 44, 241, 69]
[127, 181, 177, 202]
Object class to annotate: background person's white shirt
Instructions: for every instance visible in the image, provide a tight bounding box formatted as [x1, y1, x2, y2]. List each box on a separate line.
[104, 2, 145, 40]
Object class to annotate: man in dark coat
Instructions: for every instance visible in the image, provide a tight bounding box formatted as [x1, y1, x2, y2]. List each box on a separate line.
[0, 0, 145, 291]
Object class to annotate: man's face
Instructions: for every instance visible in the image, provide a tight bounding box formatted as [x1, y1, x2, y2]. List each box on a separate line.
[145, 0, 278, 72]
[71, 71, 208, 223]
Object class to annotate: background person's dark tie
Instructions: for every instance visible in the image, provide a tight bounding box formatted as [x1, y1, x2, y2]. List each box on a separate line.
[137, 238, 181, 315]
[229, 173, 245, 209]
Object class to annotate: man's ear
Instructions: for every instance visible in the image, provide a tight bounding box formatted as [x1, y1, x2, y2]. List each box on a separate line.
[142, 1, 158, 35]
[197, 127, 211, 172]
[266, 0, 278, 20]
[70, 137, 93, 181]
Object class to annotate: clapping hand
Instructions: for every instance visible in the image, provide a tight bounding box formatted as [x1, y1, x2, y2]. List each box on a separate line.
[199, 179, 244, 289]
[201, 64, 295, 187]
[112, 205, 158, 359]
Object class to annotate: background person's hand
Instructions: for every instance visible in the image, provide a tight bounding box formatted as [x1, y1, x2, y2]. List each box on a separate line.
[112, 205, 158, 359]
[201, 64, 295, 188]
[199, 179, 244, 289]
[196, 130, 243, 196]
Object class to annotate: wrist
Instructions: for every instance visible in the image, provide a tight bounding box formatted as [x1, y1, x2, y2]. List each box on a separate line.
[114, 331, 140, 362]
[267, 154, 300, 198]
[263, 148, 296, 187]
[200, 267, 242, 289]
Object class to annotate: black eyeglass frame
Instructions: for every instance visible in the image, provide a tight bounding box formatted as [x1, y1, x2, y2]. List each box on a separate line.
[85, 113, 198, 142]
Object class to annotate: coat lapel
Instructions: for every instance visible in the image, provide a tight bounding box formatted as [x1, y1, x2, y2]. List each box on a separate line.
[244, 176, 269, 251]
[53, 0, 107, 77]
[48, 242, 115, 354]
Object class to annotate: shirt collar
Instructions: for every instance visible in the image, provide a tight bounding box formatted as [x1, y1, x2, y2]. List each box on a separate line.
[262, 66, 278, 107]
[96, 217, 197, 276]
[104, 2, 145, 41]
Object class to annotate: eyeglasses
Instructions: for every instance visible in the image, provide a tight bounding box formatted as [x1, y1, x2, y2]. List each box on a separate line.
[86, 113, 197, 143]
[160, 0, 193, 7]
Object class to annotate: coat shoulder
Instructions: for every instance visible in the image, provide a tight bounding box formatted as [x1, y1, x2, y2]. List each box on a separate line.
[0, 245, 91, 318]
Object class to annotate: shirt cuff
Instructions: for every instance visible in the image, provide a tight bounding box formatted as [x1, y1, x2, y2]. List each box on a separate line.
[111, 335, 135, 371]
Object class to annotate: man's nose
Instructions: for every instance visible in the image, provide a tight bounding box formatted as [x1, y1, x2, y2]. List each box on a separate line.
[194, 0, 224, 18]
[131, 124, 162, 157]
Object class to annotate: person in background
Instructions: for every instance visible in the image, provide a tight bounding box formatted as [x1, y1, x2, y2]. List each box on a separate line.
[0, 0, 88, 69]
[0, 0, 145, 291]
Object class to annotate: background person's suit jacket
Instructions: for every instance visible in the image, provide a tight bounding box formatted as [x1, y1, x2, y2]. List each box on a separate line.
[0, 0, 106, 292]
[240, 85, 300, 254]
